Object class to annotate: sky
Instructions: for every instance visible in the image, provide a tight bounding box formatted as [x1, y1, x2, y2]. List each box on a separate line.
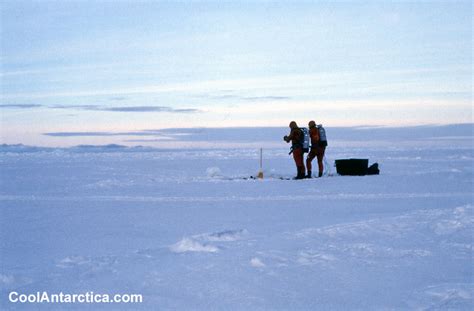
[0, 0, 472, 146]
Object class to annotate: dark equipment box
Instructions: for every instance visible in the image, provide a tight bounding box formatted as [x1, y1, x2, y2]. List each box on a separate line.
[335, 159, 379, 176]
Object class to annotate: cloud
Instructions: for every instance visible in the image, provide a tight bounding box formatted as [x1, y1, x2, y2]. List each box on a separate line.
[0, 75, 304, 100]
[3, 68, 470, 101]
[50, 104, 100, 110]
[109, 96, 127, 101]
[102, 106, 194, 112]
[205, 94, 291, 102]
[43, 129, 192, 138]
[123, 138, 175, 142]
[44, 132, 122, 137]
[0, 103, 201, 113]
[43, 127, 276, 141]
[0, 104, 42, 109]
[43, 128, 200, 138]
[50, 104, 201, 113]
[44, 130, 163, 137]
[172, 108, 201, 113]
[242, 96, 291, 101]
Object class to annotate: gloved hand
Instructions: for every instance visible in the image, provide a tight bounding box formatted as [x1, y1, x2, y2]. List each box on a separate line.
[283, 135, 289, 142]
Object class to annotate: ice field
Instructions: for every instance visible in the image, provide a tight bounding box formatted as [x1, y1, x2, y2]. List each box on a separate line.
[0, 124, 473, 310]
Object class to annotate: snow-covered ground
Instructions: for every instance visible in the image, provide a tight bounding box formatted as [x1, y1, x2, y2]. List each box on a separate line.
[1, 125, 473, 310]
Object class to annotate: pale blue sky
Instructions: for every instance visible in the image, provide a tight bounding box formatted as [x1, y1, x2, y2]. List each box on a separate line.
[1, 0, 472, 146]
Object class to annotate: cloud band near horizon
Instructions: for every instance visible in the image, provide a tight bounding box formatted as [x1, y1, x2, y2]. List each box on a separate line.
[0, 104, 201, 113]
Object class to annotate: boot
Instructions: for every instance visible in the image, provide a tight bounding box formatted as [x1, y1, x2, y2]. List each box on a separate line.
[293, 173, 305, 180]
[318, 171, 323, 178]
[299, 166, 307, 179]
[294, 167, 305, 180]
[306, 170, 312, 178]
[293, 168, 300, 180]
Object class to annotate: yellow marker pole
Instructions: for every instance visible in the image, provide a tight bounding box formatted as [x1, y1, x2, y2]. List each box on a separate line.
[257, 148, 264, 179]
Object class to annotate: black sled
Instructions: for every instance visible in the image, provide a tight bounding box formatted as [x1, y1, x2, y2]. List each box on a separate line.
[335, 159, 380, 176]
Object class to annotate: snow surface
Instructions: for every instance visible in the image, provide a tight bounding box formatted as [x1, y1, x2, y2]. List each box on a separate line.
[0, 125, 473, 310]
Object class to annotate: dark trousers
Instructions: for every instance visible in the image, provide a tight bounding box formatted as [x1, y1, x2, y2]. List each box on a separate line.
[306, 146, 326, 175]
[292, 148, 305, 177]
[293, 148, 304, 167]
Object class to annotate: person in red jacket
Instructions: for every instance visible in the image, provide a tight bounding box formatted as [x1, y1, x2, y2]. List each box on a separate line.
[306, 120, 326, 178]
[283, 121, 306, 179]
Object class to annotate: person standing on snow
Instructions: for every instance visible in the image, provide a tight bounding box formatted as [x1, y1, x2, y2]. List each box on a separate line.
[283, 121, 306, 179]
[306, 120, 327, 178]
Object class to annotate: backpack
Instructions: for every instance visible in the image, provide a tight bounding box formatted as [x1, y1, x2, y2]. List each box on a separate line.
[317, 125, 327, 142]
[300, 128, 309, 153]
[317, 124, 328, 147]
